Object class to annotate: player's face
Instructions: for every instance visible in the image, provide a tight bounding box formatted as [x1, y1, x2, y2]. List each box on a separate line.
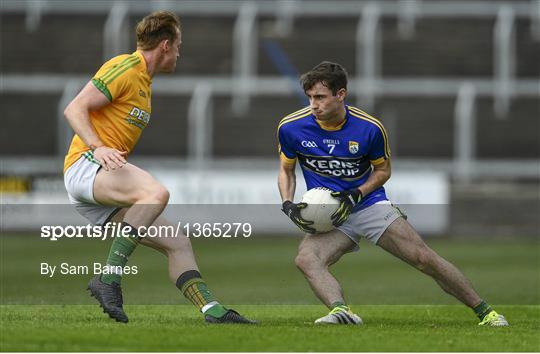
[161, 28, 182, 73]
[305, 82, 346, 121]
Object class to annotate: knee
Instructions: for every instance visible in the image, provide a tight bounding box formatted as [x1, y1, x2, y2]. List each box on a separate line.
[295, 251, 322, 274]
[413, 247, 436, 273]
[154, 185, 170, 205]
[140, 184, 169, 205]
[165, 234, 192, 254]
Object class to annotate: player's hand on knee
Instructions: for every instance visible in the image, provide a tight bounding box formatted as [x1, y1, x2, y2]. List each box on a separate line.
[330, 189, 363, 227]
[282, 201, 316, 234]
[93, 146, 127, 171]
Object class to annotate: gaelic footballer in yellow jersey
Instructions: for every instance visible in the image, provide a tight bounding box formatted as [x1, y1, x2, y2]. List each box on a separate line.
[62, 11, 256, 325]
[63, 50, 152, 172]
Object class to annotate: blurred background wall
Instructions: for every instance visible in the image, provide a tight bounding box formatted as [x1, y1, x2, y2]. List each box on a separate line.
[1, 0, 539, 237]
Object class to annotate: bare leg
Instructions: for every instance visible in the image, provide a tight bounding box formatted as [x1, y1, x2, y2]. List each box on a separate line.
[111, 210, 199, 284]
[295, 229, 356, 307]
[87, 163, 252, 322]
[85, 163, 172, 323]
[377, 217, 482, 307]
[109, 211, 255, 323]
[94, 163, 169, 229]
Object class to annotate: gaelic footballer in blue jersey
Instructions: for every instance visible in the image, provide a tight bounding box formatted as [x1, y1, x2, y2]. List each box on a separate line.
[278, 103, 391, 214]
[277, 61, 508, 326]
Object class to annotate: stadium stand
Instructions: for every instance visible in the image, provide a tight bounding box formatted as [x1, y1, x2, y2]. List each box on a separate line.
[1, 2, 538, 161]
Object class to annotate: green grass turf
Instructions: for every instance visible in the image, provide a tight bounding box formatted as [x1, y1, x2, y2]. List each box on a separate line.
[1, 235, 539, 351]
[1, 304, 539, 351]
[1, 235, 538, 305]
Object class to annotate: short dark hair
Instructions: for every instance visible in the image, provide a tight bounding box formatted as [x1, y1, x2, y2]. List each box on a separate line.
[136, 11, 181, 50]
[300, 61, 348, 95]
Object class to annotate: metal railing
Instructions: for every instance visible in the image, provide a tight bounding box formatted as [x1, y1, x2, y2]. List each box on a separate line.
[2, 74, 538, 180]
[397, 0, 419, 39]
[56, 80, 82, 155]
[533, 0, 540, 40]
[454, 83, 477, 183]
[2, 0, 536, 17]
[494, 5, 517, 119]
[103, 1, 129, 61]
[188, 82, 213, 165]
[232, 1, 258, 115]
[356, 2, 381, 111]
[1, 0, 539, 181]
[24, 0, 45, 32]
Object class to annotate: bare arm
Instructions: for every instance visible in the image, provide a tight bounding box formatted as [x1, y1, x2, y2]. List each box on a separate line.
[64, 82, 126, 170]
[357, 159, 391, 197]
[278, 159, 297, 203]
[278, 158, 316, 233]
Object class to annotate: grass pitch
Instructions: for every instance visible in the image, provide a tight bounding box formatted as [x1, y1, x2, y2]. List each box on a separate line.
[1, 304, 539, 351]
[1, 234, 539, 351]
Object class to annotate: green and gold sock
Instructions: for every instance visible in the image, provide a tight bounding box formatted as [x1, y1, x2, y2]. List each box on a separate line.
[176, 270, 227, 318]
[100, 222, 140, 285]
[331, 301, 348, 309]
[473, 300, 493, 320]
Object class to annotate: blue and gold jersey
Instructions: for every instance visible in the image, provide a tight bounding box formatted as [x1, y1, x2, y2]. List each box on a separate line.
[277, 105, 391, 210]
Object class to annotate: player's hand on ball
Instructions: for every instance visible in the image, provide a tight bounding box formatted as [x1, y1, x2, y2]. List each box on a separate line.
[330, 189, 363, 227]
[281, 201, 316, 234]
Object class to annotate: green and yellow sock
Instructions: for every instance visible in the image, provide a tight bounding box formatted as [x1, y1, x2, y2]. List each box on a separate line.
[176, 270, 227, 318]
[330, 301, 350, 312]
[100, 222, 140, 285]
[473, 300, 493, 320]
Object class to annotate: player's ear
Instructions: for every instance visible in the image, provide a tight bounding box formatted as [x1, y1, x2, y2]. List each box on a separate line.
[160, 39, 170, 52]
[336, 88, 347, 102]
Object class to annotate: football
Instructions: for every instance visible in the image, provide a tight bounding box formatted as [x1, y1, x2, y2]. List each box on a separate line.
[300, 187, 340, 233]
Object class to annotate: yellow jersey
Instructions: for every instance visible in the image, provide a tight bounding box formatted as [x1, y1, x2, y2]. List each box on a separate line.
[63, 50, 152, 172]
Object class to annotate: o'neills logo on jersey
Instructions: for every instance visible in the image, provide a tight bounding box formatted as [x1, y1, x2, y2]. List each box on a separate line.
[297, 153, 371, 179]
[126, 106, 150, 130]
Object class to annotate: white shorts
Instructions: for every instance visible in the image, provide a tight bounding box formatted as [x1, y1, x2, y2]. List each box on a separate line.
[337, 201, 405, 248]
[64, 154, 120, 226]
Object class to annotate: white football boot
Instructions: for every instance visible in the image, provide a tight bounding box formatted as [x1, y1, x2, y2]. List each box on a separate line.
[478, 311, 509, 326]
[314, 306, 363, 325]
